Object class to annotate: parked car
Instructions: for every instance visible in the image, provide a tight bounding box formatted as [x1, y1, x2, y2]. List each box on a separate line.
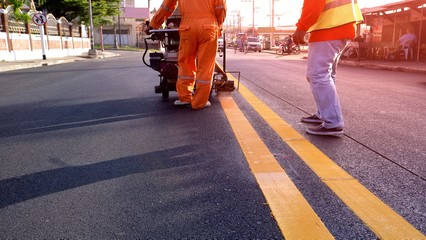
[246, 37, 262, 52]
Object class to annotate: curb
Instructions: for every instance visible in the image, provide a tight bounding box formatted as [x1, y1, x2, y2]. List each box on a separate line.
[0, 52, 120, 73]
[339, 60, 426, 74]
[0, 58, 81, 73]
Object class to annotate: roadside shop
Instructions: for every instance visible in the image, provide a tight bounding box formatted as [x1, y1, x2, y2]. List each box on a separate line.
[344, 0, 426, 62]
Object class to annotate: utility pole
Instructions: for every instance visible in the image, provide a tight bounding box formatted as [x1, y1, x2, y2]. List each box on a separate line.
[270, 0, 280, 27]
[241, 0, 255, 36]
[237, 11, 242, 33]
[118, 0, 122, 48]
[252, 0, 255, 36]
[118, 9, 122, 47]
[89, 0, 94, 50]
[114, 17, 118, 49]
[271, 0, 274, 27]
[88, 0, 98, 57]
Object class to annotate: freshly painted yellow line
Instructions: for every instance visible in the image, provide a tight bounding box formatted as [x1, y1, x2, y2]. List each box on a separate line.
[229, 75, 425, 239]
[218, 93, 334, 240]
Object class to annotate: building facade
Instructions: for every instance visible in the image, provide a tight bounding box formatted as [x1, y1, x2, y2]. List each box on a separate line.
[94, 0, 149, 48]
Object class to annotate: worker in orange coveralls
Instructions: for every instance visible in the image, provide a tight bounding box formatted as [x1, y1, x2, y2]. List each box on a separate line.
[145, 0, 227, 109]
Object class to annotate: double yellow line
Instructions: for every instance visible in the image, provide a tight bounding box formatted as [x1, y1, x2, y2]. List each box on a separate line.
[218, 75, 425, 239]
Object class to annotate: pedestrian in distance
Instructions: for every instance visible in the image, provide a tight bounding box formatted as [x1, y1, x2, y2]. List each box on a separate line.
[398, 27, 417, 49]
[293, 0, 363, 136]
[392, 26, 417, 61]
[235, 36, 242, 53]
[145, 0, 227, 109]
[240, 33, 248, 52]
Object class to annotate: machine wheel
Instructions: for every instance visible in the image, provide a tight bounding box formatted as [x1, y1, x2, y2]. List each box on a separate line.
[276, 48, 283, 55]
[162, 90, 169, 98]
[160, 77, 169, 98]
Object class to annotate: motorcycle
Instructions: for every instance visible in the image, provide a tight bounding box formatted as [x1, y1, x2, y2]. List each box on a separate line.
[276, 43, 301, 55]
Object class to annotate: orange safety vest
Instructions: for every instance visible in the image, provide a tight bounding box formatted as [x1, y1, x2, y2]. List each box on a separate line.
[309, 0, 363, 32]
[149, 0, 226, 30]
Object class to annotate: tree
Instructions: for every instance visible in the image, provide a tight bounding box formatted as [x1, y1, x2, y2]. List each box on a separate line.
[0, 0, 46, 10]
[2, 0, 121, 49]
[2, 0, 120, 27]
[38, 0, 120, 25]
[0, 0, 30, 22]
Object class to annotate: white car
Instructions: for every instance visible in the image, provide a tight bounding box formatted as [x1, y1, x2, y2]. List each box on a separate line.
[246, 37, 262, 52]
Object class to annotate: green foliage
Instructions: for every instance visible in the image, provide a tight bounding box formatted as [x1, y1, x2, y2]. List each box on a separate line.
[1, 0, 120, 28]
[89, 0, 120, 26]
[0, 0, 46, 10]
[37, 0, 46, 5]
[9, 0, 30, 22]
[38, 0, 120, 26]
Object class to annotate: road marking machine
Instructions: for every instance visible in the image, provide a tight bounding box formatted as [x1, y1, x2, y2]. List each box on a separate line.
[142, 8, 236, 99]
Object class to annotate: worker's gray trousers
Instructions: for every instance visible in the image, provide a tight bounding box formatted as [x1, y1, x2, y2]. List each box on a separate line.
[306, 39, 348, 129]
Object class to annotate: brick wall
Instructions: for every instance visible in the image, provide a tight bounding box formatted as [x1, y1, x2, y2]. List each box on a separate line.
[47, 40, 61, 49]
[0, 39, 6, 50]
[12, 38, 30, 50]
[32, 39, 42, 49]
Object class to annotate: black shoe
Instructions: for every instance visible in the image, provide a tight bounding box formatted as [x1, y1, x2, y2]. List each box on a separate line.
[301, 114, 323, 123]
[306, 125, 344, 137]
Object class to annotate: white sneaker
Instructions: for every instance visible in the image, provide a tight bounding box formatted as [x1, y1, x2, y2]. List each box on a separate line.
[174, 100, 190, 106]
[204, 101, 211, 108]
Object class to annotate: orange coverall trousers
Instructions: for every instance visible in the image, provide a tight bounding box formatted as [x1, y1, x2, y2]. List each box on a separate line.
[177, 15, 220, 109]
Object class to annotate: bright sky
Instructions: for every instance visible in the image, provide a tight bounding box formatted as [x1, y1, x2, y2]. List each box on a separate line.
[140, 0, 401, 26]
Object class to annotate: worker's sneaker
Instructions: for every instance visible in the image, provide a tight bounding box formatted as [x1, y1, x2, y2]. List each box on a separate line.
[301, 114, 323, 123]
[204, 101, 211, 108]
[306, 125, 344, 137]
[174, 100, 190, 106]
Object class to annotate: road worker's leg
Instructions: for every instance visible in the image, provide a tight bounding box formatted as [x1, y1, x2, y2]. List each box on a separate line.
[191, 27, 218, 109]
[176, 28, 197, 103]
[306, 40, 347, 129]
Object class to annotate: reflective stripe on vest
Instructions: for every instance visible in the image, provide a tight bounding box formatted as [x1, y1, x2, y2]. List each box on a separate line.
[160, 4, 174, 13]
[196, 79, 211, 85]
[179, 75, 194, 81]
[308, 0, 363, 32]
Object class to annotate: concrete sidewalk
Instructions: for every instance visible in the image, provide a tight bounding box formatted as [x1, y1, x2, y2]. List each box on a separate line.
[339, 58, 426, 74]
[0, 51, 120, 73]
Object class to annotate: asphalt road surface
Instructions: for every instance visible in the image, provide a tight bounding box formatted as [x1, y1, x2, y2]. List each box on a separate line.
[0, 50, 424, 239]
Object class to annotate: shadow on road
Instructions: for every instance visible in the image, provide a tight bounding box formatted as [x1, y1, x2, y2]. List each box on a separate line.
[0, 145, 202, 209]
[0, 96, 174, 138]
